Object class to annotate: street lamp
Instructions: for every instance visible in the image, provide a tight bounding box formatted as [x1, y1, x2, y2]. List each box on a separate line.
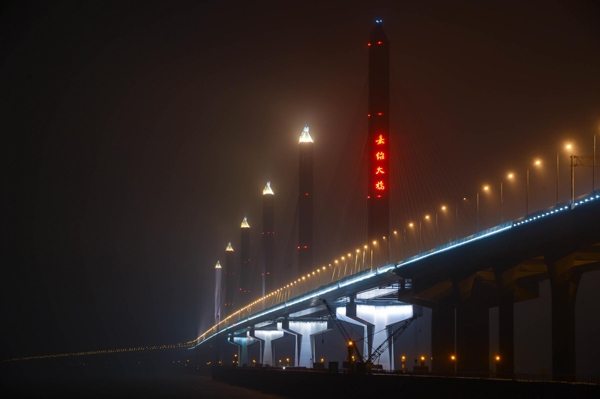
[526, 160, 543, 215]
[454, 197, 466, 242]
[420, 216, 430, 255]
[477, 186, 489, 233]
[435, 206, 446, 247]
[501, 173, 514, 224]
[556, 144, 573, 205]
[407, 223, 414, 258]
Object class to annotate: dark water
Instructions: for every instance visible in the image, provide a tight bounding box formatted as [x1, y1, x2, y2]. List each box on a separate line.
[1, 373, 283, 399]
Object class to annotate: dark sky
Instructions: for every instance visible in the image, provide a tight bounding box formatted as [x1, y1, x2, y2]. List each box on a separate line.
[2, 0, 600, 372]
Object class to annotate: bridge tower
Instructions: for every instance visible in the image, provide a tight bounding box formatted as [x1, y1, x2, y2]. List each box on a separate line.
[298, 126, 314, 277]
[224, 242, 234, 317]
[367, 21, 390, 264]
[240, 217, 251, 307]
[214, 261, 222, 325]
[262, 182, 274, 296]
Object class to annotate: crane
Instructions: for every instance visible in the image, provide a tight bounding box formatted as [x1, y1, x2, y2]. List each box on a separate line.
[321, 298, 418, 373]
[321, 299, 363, 364]
[366, 316, 417, 366]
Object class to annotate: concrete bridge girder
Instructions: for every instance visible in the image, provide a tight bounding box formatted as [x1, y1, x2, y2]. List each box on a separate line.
[253, 329, 284, 367]
[277, 320, 330, 368]
[228, 332, 260, 367]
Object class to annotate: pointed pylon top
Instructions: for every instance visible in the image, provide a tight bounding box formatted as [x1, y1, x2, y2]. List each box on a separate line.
[226, 242, 234, 252]
[215, 261, 222, 269]
[370, 20, 388, 44]
[263, 181, 274, 195]
[299, 125, 313, 143]
[241, 217, 250, 228]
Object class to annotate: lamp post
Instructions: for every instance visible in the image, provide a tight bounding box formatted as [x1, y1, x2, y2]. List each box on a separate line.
[436, 206, 447, 247]
[571, 154, 575, 208]
[526, 160, 542, 215]
[408, 223, 414, 257]
[558, 143, 573, 204]
[477, 187, 489, 233]
[594, 135, 596, 193]
[501, 174, 514, 224]
[421, 215, 430, 254]
[419, 221, 422, 255]
[455, 198, 466, 242]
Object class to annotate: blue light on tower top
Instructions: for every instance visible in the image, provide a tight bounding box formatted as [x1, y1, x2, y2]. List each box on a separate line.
[375, 19, 383, 24]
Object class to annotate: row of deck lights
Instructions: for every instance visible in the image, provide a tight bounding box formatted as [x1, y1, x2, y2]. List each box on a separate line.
[195, 137, 598, 345]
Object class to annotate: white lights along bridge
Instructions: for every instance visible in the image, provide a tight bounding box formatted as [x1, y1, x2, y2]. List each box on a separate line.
[190, 190, 600, 350]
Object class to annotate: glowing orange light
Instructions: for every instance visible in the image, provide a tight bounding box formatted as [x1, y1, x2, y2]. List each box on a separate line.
[376, 166, 385, 174]
[368, 43, 371, 46]
[376, 152, 385, 160]
[376, 134, 385, 145]
[375, 181, 385, 190]
[377, 41, 382, 44]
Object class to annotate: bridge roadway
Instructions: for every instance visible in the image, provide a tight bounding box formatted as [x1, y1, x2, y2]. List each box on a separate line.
[193, 192, 600, 378]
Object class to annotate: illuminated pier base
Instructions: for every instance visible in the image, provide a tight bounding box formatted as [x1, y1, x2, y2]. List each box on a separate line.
[254, 330, 285, 367]
[229, 333, 260, 367]
[277, 320, 330, 368]
[338, 302, 413, 370]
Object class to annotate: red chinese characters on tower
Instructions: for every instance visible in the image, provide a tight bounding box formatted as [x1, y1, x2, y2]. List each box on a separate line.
[374, 133, 387, 191]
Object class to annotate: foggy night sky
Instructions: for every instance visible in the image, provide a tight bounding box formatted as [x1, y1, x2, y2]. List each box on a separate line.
[2, 0, 600, 371]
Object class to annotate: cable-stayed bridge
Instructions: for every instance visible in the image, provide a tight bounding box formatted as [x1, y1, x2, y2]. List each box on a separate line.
[191, 21, 600, 381]
[193, 191, 600, 379]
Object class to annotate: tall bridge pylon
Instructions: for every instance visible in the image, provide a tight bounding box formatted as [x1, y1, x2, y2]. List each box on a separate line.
[368, 21, 391, 264]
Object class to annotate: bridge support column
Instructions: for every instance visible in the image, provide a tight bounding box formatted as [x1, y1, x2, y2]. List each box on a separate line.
[493, 266, 518, 378]
[497, 291, 515, 377]
[229, 333, 259, 367]
[344, 297, 374, 361]
[431, 304, 455, 374]
[248, 328, 265, 365]
[278, 319, 300, 367]
[288, 321, 330, 368]
[254, 330, 284, 367]
[546, 253, 580, 379]
[455, 278, 490, 376]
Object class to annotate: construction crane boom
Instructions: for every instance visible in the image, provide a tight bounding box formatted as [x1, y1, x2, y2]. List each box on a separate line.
[367, 315, 417, 366]
[321, 299, 363, 362]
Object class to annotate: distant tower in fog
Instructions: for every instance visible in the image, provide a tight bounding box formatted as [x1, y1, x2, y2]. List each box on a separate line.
[240, 217, 251, 305]
[262, 182, 274, 297]
[224, 242, 234, 317]
[298, 126, 314, 277]
[214, 261, 222, 325]
[367, 21, 390, 264]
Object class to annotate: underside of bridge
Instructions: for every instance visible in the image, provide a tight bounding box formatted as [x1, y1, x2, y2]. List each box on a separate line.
[399, 241, 600, 377]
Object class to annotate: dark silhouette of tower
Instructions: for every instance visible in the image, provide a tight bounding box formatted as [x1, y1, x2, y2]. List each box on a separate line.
[367, 21, 390, 264]
[224, 242, 234, 317]
[262, 182, 274, 296]
[298, 126, 314, 277]
[240, 217, 251, 306]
